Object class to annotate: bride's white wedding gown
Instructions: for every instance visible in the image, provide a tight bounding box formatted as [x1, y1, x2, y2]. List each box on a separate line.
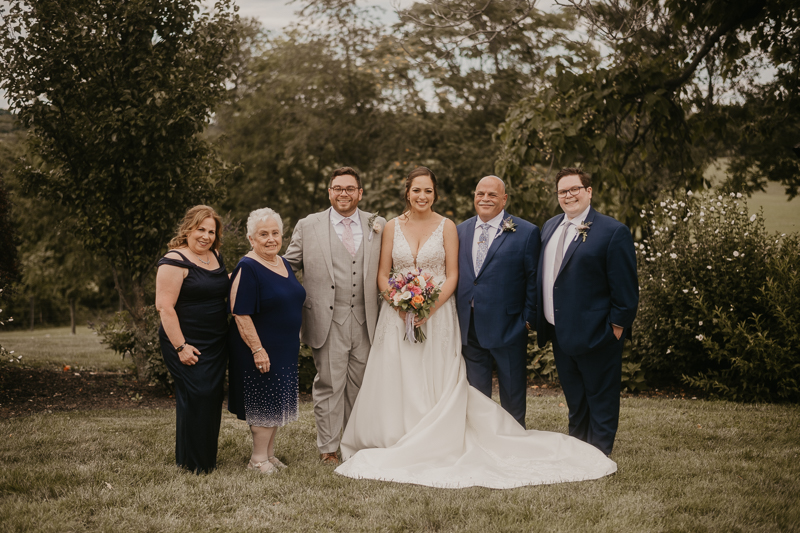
[335, 218, 616, 489]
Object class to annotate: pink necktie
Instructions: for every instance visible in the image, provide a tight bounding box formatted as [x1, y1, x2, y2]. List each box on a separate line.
[341, 218, 356, 257]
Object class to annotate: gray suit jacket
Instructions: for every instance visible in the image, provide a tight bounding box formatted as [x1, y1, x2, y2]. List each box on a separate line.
[283, 207, 385, 349]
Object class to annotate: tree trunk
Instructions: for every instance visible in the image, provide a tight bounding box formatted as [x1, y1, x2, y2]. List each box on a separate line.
[29, 296, 34, 331]
[69, 298, 76, 335]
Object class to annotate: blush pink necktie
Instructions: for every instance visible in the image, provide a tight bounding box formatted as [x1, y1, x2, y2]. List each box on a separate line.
[341, 218, 356, 257]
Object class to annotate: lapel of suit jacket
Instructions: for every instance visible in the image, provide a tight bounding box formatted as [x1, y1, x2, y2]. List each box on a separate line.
[541, 214, 563, 249]
[463, 216, 477, 279]
[312, 207, 336, 282]
[358, 209, 373, 282]
[558, 206, 596, 278]
[475, 210, 509, 280]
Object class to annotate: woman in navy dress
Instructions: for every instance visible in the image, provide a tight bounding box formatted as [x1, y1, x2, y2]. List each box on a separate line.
[228, 207, 305, 474]
[155, 205, 228, 474]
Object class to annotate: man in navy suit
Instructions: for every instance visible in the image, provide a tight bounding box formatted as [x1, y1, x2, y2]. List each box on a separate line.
[537, 167, 638, 455]
[456, 176, 540, 427]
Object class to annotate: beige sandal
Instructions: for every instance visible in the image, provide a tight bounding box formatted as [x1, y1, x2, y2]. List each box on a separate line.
[247, 459, 276, 474]
[268, 456, 287, 469]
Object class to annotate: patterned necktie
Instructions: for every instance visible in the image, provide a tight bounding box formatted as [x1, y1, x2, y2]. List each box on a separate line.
[341, 217, 356, 257]
[475, 223, 491, 273]
[552, 221, 569, 277]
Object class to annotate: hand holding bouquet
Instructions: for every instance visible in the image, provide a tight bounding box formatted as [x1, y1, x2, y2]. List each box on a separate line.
[382, 268, 442, 343]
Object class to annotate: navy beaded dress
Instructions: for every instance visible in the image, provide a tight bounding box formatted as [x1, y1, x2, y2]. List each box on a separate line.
[228, 256, 305, 427]
[158, 250, 228, 474]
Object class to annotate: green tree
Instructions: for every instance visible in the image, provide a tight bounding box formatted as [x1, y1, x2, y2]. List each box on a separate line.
[0, 0, 239, 378]
[216, 1, 426, 226]
[495, 0, 798, 228]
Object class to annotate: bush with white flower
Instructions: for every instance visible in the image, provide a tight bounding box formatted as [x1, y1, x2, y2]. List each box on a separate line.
[633, 190, 800, 402]
[0, 288, 19, 363]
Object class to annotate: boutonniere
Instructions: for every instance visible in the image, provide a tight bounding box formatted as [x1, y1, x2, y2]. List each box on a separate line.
[367, 213, 382, 241]
[501, 216, 517, 233]
[575, 220, 592, 242]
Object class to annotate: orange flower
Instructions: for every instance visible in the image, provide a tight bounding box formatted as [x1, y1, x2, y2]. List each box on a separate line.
[412, 295, 424, 305]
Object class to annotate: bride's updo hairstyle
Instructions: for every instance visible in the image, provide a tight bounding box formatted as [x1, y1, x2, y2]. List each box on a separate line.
[403, 166, 439, 214]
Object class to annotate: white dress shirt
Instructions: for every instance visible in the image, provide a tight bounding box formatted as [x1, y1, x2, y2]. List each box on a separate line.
[330, 207, 363, 252]
[542, 204, 591, 325]
[472, 211, 505, 274]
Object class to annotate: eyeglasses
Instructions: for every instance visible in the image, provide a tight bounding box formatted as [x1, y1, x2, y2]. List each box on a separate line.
[330, 186, 360, 195]
[556, 186, 586, 198]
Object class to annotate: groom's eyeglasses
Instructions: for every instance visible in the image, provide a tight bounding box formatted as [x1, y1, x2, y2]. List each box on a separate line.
[556, 186, 586, 198]
[330, 186, 360, 195]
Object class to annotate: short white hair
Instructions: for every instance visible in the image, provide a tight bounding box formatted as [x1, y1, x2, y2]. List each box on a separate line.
[247, 207, 283, 238]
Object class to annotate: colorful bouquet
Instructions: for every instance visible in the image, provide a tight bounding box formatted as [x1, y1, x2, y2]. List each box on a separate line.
[382, 268, 442, 343]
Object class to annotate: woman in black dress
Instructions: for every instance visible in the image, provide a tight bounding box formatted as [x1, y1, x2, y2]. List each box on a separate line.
[155, 205, 228, 474]
[228, 207, 305, 474]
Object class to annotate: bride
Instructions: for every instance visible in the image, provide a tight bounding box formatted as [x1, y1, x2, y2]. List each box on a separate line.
[335, 167, 616, 489]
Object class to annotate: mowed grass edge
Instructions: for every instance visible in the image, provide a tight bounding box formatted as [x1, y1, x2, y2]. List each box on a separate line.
[1, 398, 798, 532]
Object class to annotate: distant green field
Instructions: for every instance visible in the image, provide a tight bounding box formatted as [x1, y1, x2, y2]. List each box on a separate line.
[704, 160, 799, 235]
[0, 326, 133, 372]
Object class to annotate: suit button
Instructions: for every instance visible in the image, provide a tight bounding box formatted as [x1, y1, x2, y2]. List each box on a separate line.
[351, 305, 354, 308]
[353, 261, 356, 264]
[473, 282, 477, 286]
[331, 285, 335, 289]
[554, 286, 558, 289]
[352, 294, 355, 297]
[353, 284, 356, 287]
[330, 306, 333, 310]
[353, 272, 356, 275]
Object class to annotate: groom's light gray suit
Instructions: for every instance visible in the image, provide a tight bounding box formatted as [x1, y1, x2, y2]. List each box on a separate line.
[284, 207, 384, 453]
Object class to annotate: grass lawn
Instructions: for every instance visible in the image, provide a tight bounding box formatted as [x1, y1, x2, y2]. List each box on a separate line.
[704, 159, 800, 235]
[0, 326, 133, 373]
[1, 398, 798, 532]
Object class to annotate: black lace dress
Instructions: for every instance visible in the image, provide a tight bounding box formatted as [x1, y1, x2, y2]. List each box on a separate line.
[158, 250, 228, 474]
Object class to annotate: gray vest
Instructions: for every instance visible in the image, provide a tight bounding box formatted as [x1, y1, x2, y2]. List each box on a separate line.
[330, 225, 367, 326]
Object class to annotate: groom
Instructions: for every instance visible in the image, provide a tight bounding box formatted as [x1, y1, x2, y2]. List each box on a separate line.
[537, 167, 638, 455]
[456, 176, 540, 427]
[284, 167, 385, 466]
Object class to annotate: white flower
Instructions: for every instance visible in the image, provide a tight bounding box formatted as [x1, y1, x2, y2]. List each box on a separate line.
[733, 251, 740, 257]
[7, 318, 11, 322]
[710, 207, 715, 212]
[415, 275, 426, 287]
[654, 230, 660, 236]
[730, 193, 735, 197]
[670, 253, 677, 259]
[682, 289, 689, 293]
[699, 211, 705, 217]
[718, 195, 723, 200]
[744, 232, 749, 236]
[699, 321, 703, 326]
[660, 202, 666, 207]
[392, 293, 403, 305]
[656, 252, 662, 258]
[750, 214, 757, 222]
[699, 218, 704, 223]
[736, 193, 743, 198]
[707, 265, 712, 270]
[696, 334, 704, 341]
[666, 348, 672, 354]
[687, 190, 693, 197]
[671, 216, 677, 221]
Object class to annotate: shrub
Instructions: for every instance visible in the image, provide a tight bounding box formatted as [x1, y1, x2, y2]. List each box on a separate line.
[633, 190, 800, 402]
[90, 307, 172, 390]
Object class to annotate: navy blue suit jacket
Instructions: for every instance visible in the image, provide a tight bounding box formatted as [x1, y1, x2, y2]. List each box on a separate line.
[536, 206, 638, 355]
[456, 212, 540, 349]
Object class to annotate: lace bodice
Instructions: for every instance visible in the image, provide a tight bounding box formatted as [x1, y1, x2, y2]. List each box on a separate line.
[392, 218, 447, 283]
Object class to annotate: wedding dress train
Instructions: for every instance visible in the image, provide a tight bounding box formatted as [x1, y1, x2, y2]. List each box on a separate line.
[335, 219, 616, 489]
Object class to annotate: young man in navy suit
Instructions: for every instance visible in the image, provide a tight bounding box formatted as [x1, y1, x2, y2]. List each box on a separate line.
[456, 176, 540, 427]
[537, 167, 638, 455]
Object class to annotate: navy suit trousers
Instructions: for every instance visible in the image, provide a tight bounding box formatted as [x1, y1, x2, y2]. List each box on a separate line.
[549, 323, 623, 455]
[463, 309, 528, 428]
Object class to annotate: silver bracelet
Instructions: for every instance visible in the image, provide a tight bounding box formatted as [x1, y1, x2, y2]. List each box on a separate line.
[252, 347, 263, 355]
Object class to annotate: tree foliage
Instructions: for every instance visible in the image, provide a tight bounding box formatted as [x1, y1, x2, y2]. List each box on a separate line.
[494, 0, 799, 228]
[0, 0, 239, 378]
